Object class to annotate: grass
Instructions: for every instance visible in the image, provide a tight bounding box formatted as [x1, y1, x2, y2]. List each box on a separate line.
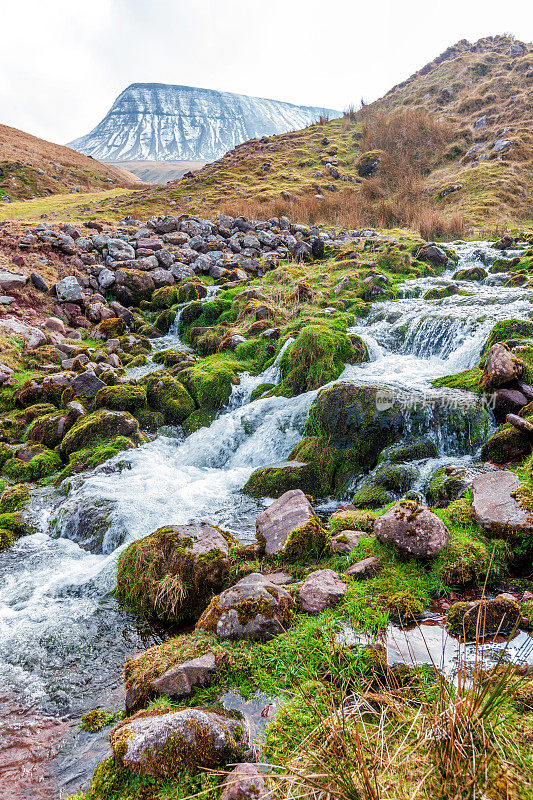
[0, 187, 132, 221]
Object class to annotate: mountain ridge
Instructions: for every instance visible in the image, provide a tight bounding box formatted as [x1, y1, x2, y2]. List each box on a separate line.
[68, 82, 341, 162]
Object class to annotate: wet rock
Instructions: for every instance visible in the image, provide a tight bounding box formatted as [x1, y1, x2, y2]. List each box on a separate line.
[299, 569, 346, 613]
[255, 489, 328, 560]
[494, 389, 527, 420]
[196, 573, 295, 641]
[346, 557, 382, 579]
[116, 523, 233, 622]
[472, 469, 533, 536]
[374, 500, 450, 558]
[416, 243, 447, 266]
[446, 597, 521, 639]
[150, 652, 218, 698]
[483, 343, 522, 389]
[110, 708, 249, 777]
[331, 530, 367, 554]
[60, 409, 143, 457]
[243, 460, 320, 498]
[56, 276, 83, 302]
[221, 763, 271, 800]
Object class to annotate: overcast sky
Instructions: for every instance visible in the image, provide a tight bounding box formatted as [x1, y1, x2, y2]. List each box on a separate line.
[1, 0, 531, 145]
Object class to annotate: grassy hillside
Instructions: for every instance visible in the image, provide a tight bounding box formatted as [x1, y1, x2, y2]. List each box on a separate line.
[75, 34, 531, 234]
[0, 123, 145, 202]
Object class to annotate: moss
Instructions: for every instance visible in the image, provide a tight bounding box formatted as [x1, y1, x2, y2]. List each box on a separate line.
[60, 410, 144, 458]
[59, 436, 136, 479]
[328, 508, 377, 534]
[423, 284, 458, 300]
[142, 373, 196, 424]
[452, 266, 488, 281]
[433, 367, 484, 393]
[0, 528, 15, 550]
[0, 511, 34, 537]
[480, 421, 533, 464]
[182, 408, 217, 436]
[98, 317, 125, 337]
[2, 448, 62, 481]
[81, 708, 122, 733]
[446, 597, 520, 638]
[177, 281, 208, 303]
[154, 309, 176, 334]
[288, 435, 340, 496]
[93, 384, 147, 415]
[279, 324, 361, 395]
[481, 319, 533, 356]
[26, 413, 65, 449]
[250, 381, 276, 401]
[352, 485, 395, 508]
[426, 466, 466, 507]
[126, 354, 147, 368]
[378, 438, 438, 463]
[116, 526, 231, 623]
[151, 285, 181, 308]
[23, 402, 58, 422]
[373, 463, 418, 493]
[282, 518, 331, 562]
[152, 349, 192, 367]
[243, 461, 322, 499]
[0, 483, 29, 513]
[180, 358, 238, 410]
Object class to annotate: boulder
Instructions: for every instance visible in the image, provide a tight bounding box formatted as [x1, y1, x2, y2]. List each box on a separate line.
[97, 268, 116, 290]
[472, 470, 533, 537]
[446, 597, 521, 639]
[107, 239, 135, 261]
[72, 370, 106, 399]
[110, 708, 249, 777]
[416, 243, 447, 266]
[116, 523, 233, 622]
[55, 276, 83, 302]
[298, 569, 346, 613]
[150, 652, 218, 698]
[221, 764, 271, 800]
[196, 573, 295, 641]
[0, 270, 28, 292]
[30, 272, 49, 292]
[483, 343, 522, 389]
[374, 500, 450, 558]
[494, 389, 527, 421]
[60, 409, 143, 457]
[243, 461, 320, 498]
[255, 489, 328, 560]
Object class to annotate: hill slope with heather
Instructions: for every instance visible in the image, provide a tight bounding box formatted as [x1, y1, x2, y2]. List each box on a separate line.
[90, 34, 531, 232]
[0, 123, 145, 202]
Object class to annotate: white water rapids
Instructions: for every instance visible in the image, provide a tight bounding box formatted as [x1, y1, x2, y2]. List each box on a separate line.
[0, 239, 532, 714]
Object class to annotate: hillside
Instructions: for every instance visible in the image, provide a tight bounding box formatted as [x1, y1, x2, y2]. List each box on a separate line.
[68, 82, 341, 162]
[87, 35, 532, 232]
[0, 123, 144, 202]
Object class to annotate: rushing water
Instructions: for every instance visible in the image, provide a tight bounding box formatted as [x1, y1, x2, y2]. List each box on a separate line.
[1, 241, 532, 787]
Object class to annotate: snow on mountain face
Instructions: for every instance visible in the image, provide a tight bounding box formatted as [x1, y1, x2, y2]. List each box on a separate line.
[68, 83, 341, 162]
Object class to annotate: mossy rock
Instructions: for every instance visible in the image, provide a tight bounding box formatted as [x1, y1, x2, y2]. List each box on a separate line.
[182, 407, 218, 436]
[98, 317, 125, 337]
[288, 435, 339, 496]
[154, 309, 176, 334]
[60, 436, 137, 479]
[0, 510, 35, 537]
[26, 413, 68, 449]
[452, 266, 488, 281]
[152, 349, 192, 367]
[23, 403, 58, 423]
[93, 384, 147, 415]
[480, 421, 533, 464]
[279, 324, 363, 395]
[423, 284, 458, 300]
[0, 483, 29, 513]
[143, 373, 195, 424]
[0, 528, 15, 551]
[60, 410, 144, 458]
[177, 281, 208, 303]
[180, 360, 238, 410]
[2, 447, 62, 481]
[243, 460, 321, 499]
[151, 285, 181, 309]
[373, 463, 418, 493]
[446, 597, 520, 639]
[250, 381, 276, 402]
[378, 438, 438, 463]
[433, 367, 484, 394]
[481, 319, 533, 357]
[116, 523, 235, 623]
[426, 466, 467, 507]
[352, 485, 395, 509]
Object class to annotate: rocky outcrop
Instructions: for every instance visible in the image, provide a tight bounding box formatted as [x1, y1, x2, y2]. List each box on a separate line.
[196, 573, 295, 641]
[110, 708, 249, 777]
[374, 500, 450, 558]
[472, 470, 533, 536]
[255, 489, 329, 560]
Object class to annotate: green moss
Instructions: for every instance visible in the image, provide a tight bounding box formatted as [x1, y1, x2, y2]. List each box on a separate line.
[152, 349, 192, 367]
[59, 436, 136, 480]
[480, 421, 532, 464]
[81, 708, 122, 733]
[180, 358, 239, 410]
[243, 461, 321, 499]
[2, 448, 62, 481]
[433, 367, 484, 393]
[282, 518, 331, 562]
[481, 319, 533, 356]
[0, 528, 15, 550]
[26, 413, 65, 448]
[378, 438, 438, 463]
[279, 324, 361, 395]
[151, 285, 181, 309]
[154, 309, 176, 334]
[0, 483, 29, 513]
[98, 317, 125, 337]
[0, 511, 34, 537]
[373, 463, 418, 493]
[288, 435, 340, 496]
[351, 485, 395, 508]
[142, 373, 195, 424]
[60, 410, 144, 458]
[426, 466, 466, 507]
[181, 408, 217, 436]
[250, 382, 276, 402]
[452, 266, 488, 281]
[423, 284, 458, 300]
[93, 385, 147, 415]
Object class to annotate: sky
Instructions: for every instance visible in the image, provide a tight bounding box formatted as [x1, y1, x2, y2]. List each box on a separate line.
[1, 0, 531, 146]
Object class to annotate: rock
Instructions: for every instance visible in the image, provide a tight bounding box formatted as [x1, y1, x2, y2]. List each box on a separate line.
[474, 115, 487, 129]
[472, 470, 533, 536]
[446, 597, 521, 639]
[116, 523, 233, 622]
[374, 500, 450, 558]
[0, 270, 28, 292]
[494, 389, 527, 420]
[221, 763, 270, 800]
[493, 140, 512, 153]
[243, 461, 320, 499]
[506, 413, 533, 435]
[299, 569, 346, 613]
[45, 316, 66, 334]
[55, 276, 83, 302]
[60, 409, 143, 457]
[26, 330, 47, 350]
[150, 652, 218, 698]
[114, 269, 155, 305]
[97, 268, 115, 289]
[30, 272, 49, 292]
[110, 708, 249, 777]
[107, 239, 136, 261]
[483, 344, 522, 389]
[0, 364, 13, 384]
[72, 371, 106, 399]
[346, 557, 382, 579]
[196, 573, 295, 641]
[416, 243, 447, 266]
[255, 489, 328, 560]
[331, 530, 367, 554]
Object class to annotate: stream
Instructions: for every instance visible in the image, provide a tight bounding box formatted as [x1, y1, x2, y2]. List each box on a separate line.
[1, 240, 532, 797]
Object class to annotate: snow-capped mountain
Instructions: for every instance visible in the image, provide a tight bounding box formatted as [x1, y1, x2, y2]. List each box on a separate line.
[68, 83, 341, 162]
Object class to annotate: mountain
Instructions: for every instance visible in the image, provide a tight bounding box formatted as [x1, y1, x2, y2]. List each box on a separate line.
[85, 35, 531, 232]
[68, 83, 341, 162]
[0, 123, 144, 202]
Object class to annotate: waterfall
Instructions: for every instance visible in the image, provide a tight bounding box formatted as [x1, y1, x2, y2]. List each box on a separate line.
[225, 337, 295, 410]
